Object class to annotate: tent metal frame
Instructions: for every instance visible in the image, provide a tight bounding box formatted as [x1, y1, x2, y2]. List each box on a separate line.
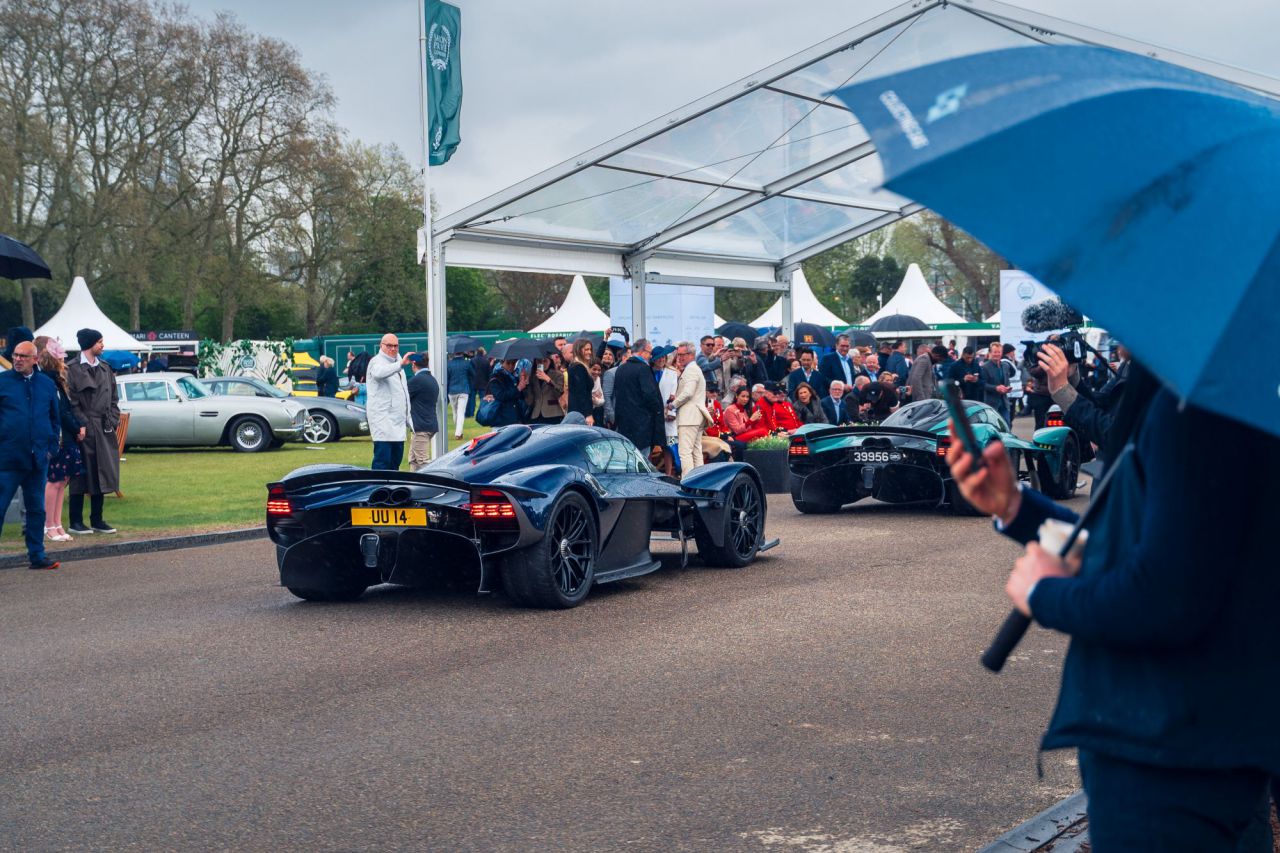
[423, 0, 1280, 456]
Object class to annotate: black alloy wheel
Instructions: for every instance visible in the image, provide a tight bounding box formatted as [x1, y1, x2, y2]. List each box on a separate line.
[697, 473, 764, 567]
[1039, 435, 1080, 500]
[504, 492, 597, 608]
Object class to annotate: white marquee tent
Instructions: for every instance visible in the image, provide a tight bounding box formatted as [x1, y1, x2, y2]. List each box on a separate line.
[749, 268, 845, 327]
[35, 277, 151, 352]
[528, 275, 610, 333]
[863, 263, 968, 326]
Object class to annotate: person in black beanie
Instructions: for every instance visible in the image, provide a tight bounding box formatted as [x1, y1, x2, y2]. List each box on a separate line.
[65, 328, 121, 534]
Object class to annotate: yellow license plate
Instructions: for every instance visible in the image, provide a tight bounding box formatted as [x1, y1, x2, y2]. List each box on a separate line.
[351, 507, 428, 527]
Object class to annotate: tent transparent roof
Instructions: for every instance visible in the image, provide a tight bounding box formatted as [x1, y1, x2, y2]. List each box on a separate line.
[435, 0, 1280, 285]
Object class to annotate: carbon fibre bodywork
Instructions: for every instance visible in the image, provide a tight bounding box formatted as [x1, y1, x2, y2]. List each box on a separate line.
[787, 399, 1077, 513]
[266, 424, 777, 606]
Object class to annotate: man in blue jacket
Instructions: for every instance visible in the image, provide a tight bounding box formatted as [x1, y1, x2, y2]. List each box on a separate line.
[948, 378, 1279, 851]
[0, 341, 62, 570]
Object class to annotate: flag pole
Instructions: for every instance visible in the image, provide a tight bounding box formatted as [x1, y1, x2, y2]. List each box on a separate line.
[418, 0, 448, 461]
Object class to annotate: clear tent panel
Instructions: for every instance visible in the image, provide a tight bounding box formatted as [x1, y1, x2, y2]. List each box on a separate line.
[602, 87, 866, 191]
[788, 155, 909, 210]
[475, 166, 748, 245]
[662, 196, 884, 261]
[769, 5, 1046, 102]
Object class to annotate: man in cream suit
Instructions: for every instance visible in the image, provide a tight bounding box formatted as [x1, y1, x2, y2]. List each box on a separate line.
[671, 341, 709, 478]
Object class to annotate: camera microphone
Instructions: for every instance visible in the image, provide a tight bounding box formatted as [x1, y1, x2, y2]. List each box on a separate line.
[1021, 299, 1085, 333]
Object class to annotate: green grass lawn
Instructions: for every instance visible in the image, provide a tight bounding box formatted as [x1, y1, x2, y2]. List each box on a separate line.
[2, 418, 495, 550]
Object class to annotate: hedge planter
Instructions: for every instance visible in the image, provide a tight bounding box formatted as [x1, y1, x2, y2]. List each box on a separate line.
[744, 448, 791, 493]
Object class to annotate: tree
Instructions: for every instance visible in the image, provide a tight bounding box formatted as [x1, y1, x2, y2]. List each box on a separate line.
[890, 211, 1008, 320]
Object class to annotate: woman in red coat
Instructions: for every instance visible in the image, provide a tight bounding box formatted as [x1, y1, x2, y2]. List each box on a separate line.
[723, 387, 770, 443]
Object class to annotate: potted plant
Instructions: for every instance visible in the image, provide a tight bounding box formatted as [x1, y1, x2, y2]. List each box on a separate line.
[744, 433, 791, 493]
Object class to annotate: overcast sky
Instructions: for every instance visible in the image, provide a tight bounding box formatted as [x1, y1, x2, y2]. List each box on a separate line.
[184, 0, 1280, 217]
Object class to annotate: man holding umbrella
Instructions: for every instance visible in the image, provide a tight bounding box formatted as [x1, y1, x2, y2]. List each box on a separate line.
[834, 45, 1280, 849]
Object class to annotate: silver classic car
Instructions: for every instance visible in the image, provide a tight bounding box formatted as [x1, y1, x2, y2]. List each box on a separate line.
[116, 372, 307, 452]
[203, 375, 369, 444]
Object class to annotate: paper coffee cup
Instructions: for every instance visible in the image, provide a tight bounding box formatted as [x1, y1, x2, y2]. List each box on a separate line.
[1038, 518, 1087, 557]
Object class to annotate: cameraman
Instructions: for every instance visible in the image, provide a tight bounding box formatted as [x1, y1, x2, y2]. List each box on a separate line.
[948, 378, 1279, 851]
[1039, 341, 1135, 465]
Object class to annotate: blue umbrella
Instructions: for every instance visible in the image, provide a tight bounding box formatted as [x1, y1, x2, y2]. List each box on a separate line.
[101, 349, 140, 372]
[832, 45, 1280, 438]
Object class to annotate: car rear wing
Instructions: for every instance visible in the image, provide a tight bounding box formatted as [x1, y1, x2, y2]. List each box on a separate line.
[272, 466, 542, 501]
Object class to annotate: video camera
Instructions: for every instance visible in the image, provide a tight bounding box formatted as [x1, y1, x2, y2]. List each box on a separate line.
[1021, 299, 1088, 365]
[1023, 329, 1087, 365]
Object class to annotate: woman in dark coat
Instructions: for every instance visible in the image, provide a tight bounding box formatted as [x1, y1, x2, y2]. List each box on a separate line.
[792, 382, 828, 425]
[482, 360, 527, 427]
[567, 339, 595, 424]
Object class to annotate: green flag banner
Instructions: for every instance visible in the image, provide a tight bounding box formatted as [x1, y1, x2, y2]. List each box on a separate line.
[424, 0, 462, 166]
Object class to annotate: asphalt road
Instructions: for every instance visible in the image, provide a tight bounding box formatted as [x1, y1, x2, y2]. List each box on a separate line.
[0, 488, 1088, 852]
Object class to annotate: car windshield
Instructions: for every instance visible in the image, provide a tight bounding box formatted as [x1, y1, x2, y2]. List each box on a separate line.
[177, 376, 210, 399]
[882, 399, 954, 430]
[247, 379, 288, 398]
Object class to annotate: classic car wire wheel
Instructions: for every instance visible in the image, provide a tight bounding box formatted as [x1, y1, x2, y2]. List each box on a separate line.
[728, 479, 763, 559]
[549, 502, 593, 596]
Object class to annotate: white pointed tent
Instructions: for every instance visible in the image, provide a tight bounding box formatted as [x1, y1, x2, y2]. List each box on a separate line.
[528, 275, 610, 334]
[863, 263, 968, 326]
[35, 277, 150, 351]
[985, 310, 999, 323]
[749, 269, 845, 328]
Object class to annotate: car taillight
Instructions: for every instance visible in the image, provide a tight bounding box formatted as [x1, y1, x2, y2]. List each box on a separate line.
[788, 437, 809, 456]
[469, 489, 517, 526]
[936, 437, 951, 457]
[266, 484, 292, 517]
[1047, 414, 1064, 427]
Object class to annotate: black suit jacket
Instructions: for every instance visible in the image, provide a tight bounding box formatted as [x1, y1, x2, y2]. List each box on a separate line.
[786, 367, 829, 400]
[819, 352, 855, 387]
[820, 395, 851, 425]
[612, 358, 665, 451]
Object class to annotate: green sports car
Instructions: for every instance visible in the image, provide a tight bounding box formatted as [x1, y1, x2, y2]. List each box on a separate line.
[787, 398, 1080, 515]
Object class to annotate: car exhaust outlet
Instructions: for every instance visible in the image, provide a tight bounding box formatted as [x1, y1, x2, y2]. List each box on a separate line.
[359, 533, 380, 568]
[862, 465, 876, 491]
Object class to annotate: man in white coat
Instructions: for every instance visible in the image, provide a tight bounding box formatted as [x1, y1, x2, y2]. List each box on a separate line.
[366, 333, 413, 470]
[671, 341, 709, 478]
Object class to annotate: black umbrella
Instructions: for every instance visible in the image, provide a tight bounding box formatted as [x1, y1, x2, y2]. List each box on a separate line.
[0, 234, 52, 280]
[867, 313, 931, 334]
[792, 322, 837, 349]
[488, 337, 558, 362]
[447, 334, 482, 354]
[570, 330, 605, 353]
[839, 328, 878, 348]
[715, 321, 762, 346]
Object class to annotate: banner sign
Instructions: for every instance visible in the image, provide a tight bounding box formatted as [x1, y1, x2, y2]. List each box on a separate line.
[999, 269, 1059, 357]
[424, 0, 462, 166]
[608, 278, 716, 348]
[131, 329, 197, 342]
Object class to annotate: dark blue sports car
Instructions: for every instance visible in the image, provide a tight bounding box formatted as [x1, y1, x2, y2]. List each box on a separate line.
[266, 424, 778, 608]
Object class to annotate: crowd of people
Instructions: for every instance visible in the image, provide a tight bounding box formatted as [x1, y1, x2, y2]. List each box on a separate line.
[404, 329, 1110, 479]
[351, 326, 1130, 484]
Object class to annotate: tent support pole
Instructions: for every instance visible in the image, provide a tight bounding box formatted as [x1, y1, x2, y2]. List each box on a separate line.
[779, 267, 794, 341]
[627, 257, 646, 342]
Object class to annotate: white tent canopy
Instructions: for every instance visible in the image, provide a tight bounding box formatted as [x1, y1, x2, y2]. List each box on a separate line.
[985, 310, 999, 323]
[863, 263, 968, 326]
[528, 275, 610, 333]
[35, 277, 151, 352]
[749, 269, 845, 327]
